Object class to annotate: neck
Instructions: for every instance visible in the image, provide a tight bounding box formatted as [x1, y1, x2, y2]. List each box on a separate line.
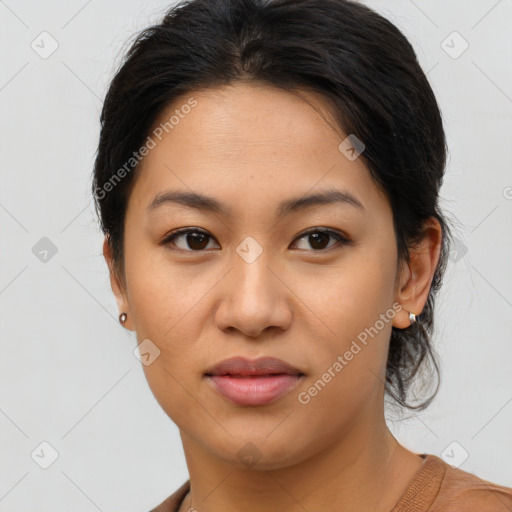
[178, 399, 424, 512]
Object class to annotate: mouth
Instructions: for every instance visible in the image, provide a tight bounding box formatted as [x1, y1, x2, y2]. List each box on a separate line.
[204, 356, 306, 406]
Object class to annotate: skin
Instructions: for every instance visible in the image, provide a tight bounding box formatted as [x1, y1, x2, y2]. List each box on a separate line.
[103, 82, 442, 512]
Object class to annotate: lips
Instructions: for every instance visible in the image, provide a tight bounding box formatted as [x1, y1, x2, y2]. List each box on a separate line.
[205, 356, 305, 406]
[205, 356, 304, 377]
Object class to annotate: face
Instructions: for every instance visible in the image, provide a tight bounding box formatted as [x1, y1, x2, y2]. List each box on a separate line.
[107, 82, 419, 469]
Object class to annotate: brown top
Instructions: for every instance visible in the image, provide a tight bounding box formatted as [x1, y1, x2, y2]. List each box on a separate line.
[148, 454, 512, 512]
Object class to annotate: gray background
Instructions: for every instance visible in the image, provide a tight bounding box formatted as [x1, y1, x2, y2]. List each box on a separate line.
[0, 0, 511, 510]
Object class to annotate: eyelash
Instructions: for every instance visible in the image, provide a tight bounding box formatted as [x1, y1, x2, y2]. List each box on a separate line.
[160, 227, 352, 253]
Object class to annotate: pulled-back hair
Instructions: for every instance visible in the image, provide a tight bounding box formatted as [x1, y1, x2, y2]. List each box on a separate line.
[92, 0, 453, 411]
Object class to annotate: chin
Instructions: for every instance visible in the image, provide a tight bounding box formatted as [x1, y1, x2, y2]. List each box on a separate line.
[204, 430, 315, 471]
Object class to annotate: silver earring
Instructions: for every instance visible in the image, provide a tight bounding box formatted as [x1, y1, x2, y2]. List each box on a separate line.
[409, 311, 416, 324]
[119, 312, 127, 325]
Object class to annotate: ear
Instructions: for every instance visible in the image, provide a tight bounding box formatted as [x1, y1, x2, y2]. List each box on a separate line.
[103, 236, 133, 330]
[392, 217, 443, 329]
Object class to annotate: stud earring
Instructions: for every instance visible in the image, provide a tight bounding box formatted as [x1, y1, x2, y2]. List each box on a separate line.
[119, 312, 128, 325]
[409, 311, 416, 324]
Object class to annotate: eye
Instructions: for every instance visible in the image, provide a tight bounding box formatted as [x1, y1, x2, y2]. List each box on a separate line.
[292, 228, 351, 251]
[161, 228, 219, 251]
[161, 227, 352, 253]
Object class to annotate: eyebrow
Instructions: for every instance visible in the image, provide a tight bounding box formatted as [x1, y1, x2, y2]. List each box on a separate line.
[146, 188, 365, 217]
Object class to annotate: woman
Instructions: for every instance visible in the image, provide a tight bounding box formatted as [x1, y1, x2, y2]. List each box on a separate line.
[92, 0, 512, 510]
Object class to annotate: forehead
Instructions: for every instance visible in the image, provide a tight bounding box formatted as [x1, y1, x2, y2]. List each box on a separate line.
[129, 82, 389, 221]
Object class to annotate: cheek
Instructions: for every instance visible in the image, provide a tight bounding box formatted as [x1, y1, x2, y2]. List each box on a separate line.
[305, 252, 395, 344]
[124, 244, 220, 416]
[298, 254, 396, 402]
[292, 276, 394, 436]
[124, 241, 212, 340]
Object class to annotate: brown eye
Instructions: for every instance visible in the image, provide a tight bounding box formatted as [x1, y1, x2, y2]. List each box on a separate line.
[161, 227, 351, 253]
[162, 229, 219, 251]
[292, 229, 351, 251]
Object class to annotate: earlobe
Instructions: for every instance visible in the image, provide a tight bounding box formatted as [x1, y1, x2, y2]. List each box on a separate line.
[119, 312, 128, 326]
[392, 218, 442, 329]
[102, 236, 131, 329]
[393, 261, 415, 329]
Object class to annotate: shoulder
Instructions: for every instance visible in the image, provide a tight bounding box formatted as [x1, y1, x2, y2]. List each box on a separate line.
[429, 456, 512, 512]
[148, 480, 190, 512]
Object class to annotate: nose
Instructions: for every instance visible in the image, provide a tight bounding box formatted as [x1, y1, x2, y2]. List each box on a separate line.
[214, 247, 293, 339]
